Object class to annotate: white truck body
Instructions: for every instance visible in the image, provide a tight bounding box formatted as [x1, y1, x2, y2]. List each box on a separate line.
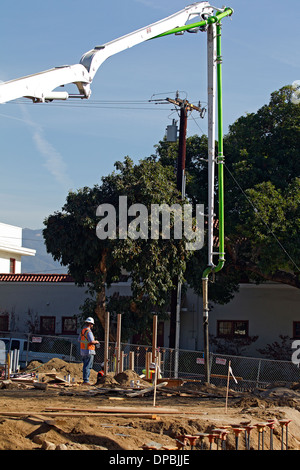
[0, 337, 75, 368]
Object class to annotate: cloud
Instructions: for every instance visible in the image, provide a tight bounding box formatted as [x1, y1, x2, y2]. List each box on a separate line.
[19, 104, 73, 190]
[32, 129, 73, 189]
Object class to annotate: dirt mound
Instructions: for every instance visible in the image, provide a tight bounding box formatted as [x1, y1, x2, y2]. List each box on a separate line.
[96, 369, 149, 388]
[25, 358, 98, 383]
[96, 373, 120, 387]
[25, 359, 149, 387]
[115, 370, 148, 387]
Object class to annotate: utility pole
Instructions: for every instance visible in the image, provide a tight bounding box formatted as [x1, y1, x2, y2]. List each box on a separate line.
[166, 95, 204, 376]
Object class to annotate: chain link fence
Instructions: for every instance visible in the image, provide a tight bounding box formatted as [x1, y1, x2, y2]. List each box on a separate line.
[1, 331, 300, 389]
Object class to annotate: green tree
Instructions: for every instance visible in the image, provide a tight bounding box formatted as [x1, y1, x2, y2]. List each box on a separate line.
[43, 156, 191, 340]
[223, 86, 300, 288]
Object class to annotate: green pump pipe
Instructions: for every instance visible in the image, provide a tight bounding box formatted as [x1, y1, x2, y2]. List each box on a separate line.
[214, 22, 225, 273]
[202, 17, 229, 382]
[203, 20, 226, 279]
[153, 7, 233, 39]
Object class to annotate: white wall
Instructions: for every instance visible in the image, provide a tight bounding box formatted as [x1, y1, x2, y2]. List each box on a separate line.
[0, 223, 35, 273]
[0, 282, 88, 333]
[0, 250, 22, 273]
[179, 283, 300, 357]
[0, 223, 22, 246]
[0, 281, 132, 335]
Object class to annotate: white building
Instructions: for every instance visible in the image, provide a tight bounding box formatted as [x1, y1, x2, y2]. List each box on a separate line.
[0, 223, 36, 274]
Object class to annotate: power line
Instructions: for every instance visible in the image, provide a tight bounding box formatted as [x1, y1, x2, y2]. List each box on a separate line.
[5, 98, 171, 111]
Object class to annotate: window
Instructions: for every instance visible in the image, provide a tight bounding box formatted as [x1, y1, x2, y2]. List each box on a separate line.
[217, 320, 248, 338]
[40, 316, 56, 335]
[0, 314, 9, 332]
[9, 258, 16, 274]
[62, 317, 77, 335]
[293, 322, 300, 339]
[11, 340, 21, 350]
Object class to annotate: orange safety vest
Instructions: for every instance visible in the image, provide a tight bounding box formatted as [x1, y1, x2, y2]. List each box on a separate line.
[80, 327, 95, 352]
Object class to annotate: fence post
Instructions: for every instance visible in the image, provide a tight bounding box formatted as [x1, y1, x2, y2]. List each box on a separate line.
[69, 342, 73, 363]
[26, 333, 30, 366]
[256, 359, 262, 388]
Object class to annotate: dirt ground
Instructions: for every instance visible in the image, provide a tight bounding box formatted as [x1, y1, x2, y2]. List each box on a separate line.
[1, 358, 300, 452]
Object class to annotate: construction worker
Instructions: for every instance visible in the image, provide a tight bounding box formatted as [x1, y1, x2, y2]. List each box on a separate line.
[80, 317, 99, 384]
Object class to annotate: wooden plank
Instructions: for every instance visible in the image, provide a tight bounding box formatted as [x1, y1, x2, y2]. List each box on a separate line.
[0, 411, 173, 419]
[44, 404, 179, 414]
[126, 381, 168, 397]
[10, 378, 35, 384]
[144, 378, 184, 388]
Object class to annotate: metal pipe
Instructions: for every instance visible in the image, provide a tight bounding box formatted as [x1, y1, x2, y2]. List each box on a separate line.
[154, 8, 233, 39]
[202, 276, 210, 382]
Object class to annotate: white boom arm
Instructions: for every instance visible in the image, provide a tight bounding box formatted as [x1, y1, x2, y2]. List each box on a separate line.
[0, 2, 214, 104]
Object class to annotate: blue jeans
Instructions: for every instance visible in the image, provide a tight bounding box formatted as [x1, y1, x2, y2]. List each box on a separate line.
[82, 354, 94, 383]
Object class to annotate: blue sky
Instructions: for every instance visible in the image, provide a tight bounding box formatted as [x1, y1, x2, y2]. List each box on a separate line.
[0, 0, 299, 231]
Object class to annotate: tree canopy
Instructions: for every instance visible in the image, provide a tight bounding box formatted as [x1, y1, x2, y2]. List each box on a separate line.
[43, 157, 191, 340]
[223, 86, 300, 288]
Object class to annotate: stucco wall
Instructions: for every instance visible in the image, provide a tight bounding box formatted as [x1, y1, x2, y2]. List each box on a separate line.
[179, 283, 300, 357]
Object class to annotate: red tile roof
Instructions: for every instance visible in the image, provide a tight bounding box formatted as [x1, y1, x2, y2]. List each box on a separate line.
[0, 273, 74, 283]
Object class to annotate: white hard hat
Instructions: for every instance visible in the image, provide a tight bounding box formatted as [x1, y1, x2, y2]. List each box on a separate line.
[85, 317, 95, 324]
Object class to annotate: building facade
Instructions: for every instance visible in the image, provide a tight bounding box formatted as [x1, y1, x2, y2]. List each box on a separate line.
[0, 272, 299, 359]
[0, 223, 36, 274]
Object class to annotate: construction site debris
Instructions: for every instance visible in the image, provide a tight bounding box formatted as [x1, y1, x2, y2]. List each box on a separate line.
[1, 358, 300, 450]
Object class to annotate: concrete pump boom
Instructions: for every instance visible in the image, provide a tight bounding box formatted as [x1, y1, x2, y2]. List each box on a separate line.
[0, 2, 215, 104]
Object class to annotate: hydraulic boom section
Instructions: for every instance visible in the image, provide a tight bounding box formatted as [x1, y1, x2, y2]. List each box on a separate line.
[0, 2, 215, 104]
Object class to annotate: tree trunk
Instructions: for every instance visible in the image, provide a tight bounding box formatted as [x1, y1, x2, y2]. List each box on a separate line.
[94, 249, 115, 341]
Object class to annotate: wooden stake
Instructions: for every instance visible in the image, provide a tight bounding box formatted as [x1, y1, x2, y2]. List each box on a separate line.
[152, 315, 158, 363]
[120, 351, 124, 373]
[146, 351, 151, 379]
[104, 311, 110, 375]
[225, 360, 230, 413]
[129, 351, 134, 370]
[116, 313, 122, 374]
[7, 353, 10, 380]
